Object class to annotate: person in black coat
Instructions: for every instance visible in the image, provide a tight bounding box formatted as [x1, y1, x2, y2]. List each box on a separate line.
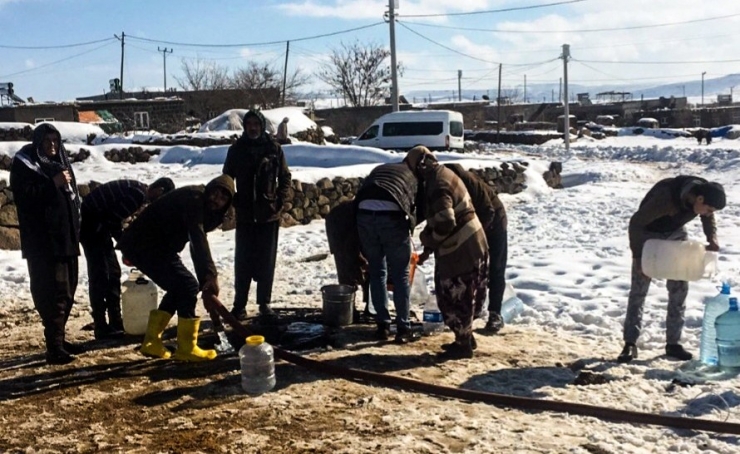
[117, 175, 234, 362]
[223, 110, 292, 320]
[10, 123, 82, 365]
[80, 177, 174, 339]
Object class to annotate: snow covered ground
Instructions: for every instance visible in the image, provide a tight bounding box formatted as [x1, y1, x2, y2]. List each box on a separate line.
[2, 127, 740, 452]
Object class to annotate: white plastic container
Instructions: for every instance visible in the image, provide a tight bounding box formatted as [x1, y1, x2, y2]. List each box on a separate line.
[239, 335, 276, 395]
[641, 239, 718, 282]
[121, 270, 159, 335]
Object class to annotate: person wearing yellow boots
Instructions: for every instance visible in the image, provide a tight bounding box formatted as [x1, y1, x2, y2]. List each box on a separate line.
[117, 175, 234, 361]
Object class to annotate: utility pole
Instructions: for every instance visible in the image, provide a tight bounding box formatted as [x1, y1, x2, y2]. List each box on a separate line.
[114, 31, 125, 100]
[282, 41, 290, 106]
[388, 0, 399, 112]
[524, 74, 527, 103]
[702, 71, 707, 105]
[562, 44, 571, 152]
[496, 63, 502, 143]
[157, 47, 173, 92]
[551, 89, 555, 103]
[458, 70, 462, 102]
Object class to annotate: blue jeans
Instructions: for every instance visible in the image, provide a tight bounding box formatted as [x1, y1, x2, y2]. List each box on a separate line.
[357, 212, 411, 328]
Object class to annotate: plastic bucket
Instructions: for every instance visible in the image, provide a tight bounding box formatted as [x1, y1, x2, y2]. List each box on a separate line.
[321, 284, 356, 327]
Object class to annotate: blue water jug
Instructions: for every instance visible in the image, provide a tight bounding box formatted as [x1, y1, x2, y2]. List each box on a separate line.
[700, 282, 731, 365]
[715, 297, 740, 371]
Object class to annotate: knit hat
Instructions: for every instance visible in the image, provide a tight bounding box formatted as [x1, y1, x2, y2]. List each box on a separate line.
[696, 182, 726, 209]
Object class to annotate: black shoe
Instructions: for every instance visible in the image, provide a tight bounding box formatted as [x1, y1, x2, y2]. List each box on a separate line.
[108, 317, 125, 334]
[617, 343, 637, 363]
[394, 325, 415, 344]
[63, 341, 85, 355]
[438, 342, 474, 359]
[258, 303, 276, 317]
[46, 349, 76, 365]
[375, 322, 391, 340]
[666, 344, 693, 361]
[442, 336, 477, 351]
[484, 314, 504, 334]
[94, 325, 125, 341]
[230, 308, 248, 321]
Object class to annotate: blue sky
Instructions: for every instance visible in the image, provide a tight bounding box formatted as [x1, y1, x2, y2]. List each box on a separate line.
[1, 0, 739, 102]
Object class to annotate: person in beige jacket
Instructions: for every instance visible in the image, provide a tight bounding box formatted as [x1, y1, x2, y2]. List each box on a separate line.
[408, 146, 488, 359]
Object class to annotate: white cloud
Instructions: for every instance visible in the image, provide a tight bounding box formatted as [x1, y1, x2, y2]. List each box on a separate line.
[24, 59, 35, 68]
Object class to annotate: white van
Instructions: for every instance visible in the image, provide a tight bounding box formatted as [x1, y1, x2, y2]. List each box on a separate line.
[352, 110, 465, 152]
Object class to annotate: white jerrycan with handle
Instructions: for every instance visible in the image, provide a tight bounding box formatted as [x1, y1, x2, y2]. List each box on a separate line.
[641, 239, 718, 282]
[121, 269, 159, 335]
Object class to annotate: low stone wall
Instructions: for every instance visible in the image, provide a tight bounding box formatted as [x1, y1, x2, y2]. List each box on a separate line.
[103, 147, 161, 164]
[0, 125, 32, 142]
[0, 148, 90, 171]
[0, 160, 562, 250]
[465, 130, 563, 146]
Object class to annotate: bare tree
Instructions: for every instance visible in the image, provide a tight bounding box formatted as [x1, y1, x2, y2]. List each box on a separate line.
[316, 40, 401, 107]
[174, 58, 231, 91]
[232, 62, 310, 104]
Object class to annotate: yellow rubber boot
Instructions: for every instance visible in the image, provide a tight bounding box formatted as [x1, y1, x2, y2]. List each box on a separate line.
[172, 317, 217, 362]
[140, 310, 173, 359]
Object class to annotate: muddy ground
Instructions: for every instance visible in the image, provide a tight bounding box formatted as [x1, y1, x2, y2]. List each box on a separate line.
[0, 298, 728, 454]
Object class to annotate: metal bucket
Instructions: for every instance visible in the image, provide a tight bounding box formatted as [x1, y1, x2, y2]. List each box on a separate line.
[321, 284, 356, 327]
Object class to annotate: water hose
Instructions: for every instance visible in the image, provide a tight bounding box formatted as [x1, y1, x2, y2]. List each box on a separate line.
[205, 294, 740, 435]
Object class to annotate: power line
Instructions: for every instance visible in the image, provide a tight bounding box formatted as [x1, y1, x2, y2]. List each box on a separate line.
[0, 41, 116, 79]
[573, 57, 740, 65]
[399, 12, 740, 34]
[0, 37, 116, 50]
[126, 22, 384, 48]
[401, 0, 587, 18]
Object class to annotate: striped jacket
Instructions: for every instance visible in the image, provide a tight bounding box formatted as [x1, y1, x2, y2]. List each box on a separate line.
[83, 179, 147, 233]
[420, 164, 488, 278]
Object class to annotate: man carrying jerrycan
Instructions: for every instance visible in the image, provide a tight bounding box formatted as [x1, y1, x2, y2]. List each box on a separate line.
[618, 176, 726, 363]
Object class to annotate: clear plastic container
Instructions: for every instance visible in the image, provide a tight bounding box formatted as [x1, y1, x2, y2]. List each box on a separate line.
[700, 282, 731, 365]
[716, 297, 740, 371]
[422, 294, 445, 335]
[501, 296, 524, 324]
[121, 270, 159, 335]
[239, 335, 276, 395]
[641, 239, 718, 282]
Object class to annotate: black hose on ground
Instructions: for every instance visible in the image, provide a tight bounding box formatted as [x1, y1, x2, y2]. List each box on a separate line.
[206, 294, 740, 435]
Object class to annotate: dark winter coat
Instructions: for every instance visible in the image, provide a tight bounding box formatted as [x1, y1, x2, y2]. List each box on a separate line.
[223, 110, 292, 224]
[117, 175, 235, 286]
[354, 162, 423, 232]
[10, 123, 81, 259]
[445, 163, 507, 233]
[629, 175, 717, 258]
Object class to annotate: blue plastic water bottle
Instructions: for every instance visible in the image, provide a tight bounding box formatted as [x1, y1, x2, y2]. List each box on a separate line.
[700, 282, 731, 365]
[422, 294, 445, 335]
[715, 297, 740, 371]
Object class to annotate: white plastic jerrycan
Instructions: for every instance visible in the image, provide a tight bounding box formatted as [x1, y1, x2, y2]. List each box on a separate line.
[121, 269, 159, 335]
[641, 239, 718, 282]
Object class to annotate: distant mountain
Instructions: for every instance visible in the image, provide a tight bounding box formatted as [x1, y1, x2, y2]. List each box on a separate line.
[404, 74, 740, 105]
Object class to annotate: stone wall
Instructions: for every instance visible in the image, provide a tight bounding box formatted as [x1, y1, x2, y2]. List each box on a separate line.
[0, 161, 562, 250]
[0, 124, 32, 142]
